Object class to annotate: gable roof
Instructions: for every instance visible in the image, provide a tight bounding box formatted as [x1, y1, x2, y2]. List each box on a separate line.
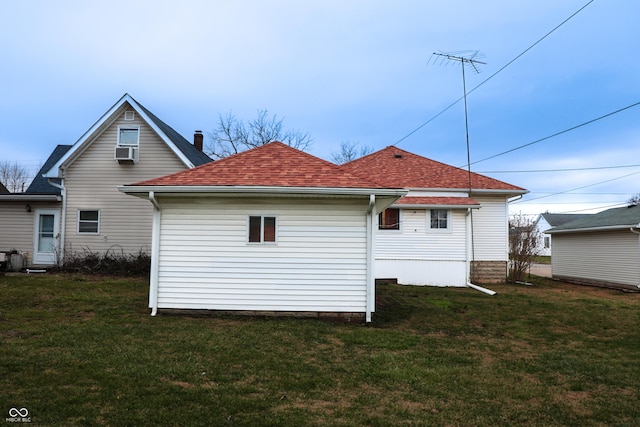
[129, 142, 402, 190]
[0, 181, 8, 194]
[547, 204, 640, 234]
[538, 213, 591, 227]
[44, 94, 210, 178]
[342, 146, 526, 194]
[25, 145, 72, 194]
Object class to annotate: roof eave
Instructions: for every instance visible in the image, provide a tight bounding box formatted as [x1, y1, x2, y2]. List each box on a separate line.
[43, 94, 196, 178]
[393, 203, 481, 209]
[0, 194, 62, 202]
[118, 185, 408, 198]
[547, 224, 640, 234]
[409, 187, 528, 196]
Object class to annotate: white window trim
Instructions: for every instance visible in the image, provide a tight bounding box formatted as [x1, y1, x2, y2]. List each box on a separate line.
[247, 214, 278, 244]
[77, 209, 100, 235]
[117, 126, 140, 147]
[427, 209, 451, 233]
[124, 110, 135, 121]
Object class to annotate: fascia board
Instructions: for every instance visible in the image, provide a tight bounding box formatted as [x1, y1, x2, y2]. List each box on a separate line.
[118, 185, 408, 198]
[547, 224, 638, 234]
[44, 94, 194, 178]
[0, 194, 61, 202]
[44, 94, 131, 178]
[407, 187, 528, 196]
[126, 97, 195, 168]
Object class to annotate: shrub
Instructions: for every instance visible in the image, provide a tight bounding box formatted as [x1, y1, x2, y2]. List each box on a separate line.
[54, 246, 150, 277]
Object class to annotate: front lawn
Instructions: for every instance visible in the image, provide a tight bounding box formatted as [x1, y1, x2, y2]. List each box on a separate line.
[1, 274, 638, 426]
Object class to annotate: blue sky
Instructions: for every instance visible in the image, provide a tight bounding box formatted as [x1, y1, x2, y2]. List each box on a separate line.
[1, 0, 638, 216]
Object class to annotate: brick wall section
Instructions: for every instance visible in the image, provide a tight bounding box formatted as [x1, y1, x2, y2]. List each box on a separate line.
[471, 261, 507, 284]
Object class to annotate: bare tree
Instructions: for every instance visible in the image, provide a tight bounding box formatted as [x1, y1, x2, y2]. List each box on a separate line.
[206, 109, 312, 160]
[330, 141, 374, 165]
[0, 161, 30, 193]
[508, 214, 542, 283]
[628, 193, 640, 205]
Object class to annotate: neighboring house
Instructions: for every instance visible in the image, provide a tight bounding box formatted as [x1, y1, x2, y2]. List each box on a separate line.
[120, 142, 407, 322]
[0, 182, 8, 194]
[342, 147, 527, 286]
[0, 146, 69, 266]
[0, 94, 211, 267]
[546, 204, 640, 291]
[533, 213, 591, 256]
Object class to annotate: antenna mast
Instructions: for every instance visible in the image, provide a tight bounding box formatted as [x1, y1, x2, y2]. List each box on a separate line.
[430, 50, 486, 282]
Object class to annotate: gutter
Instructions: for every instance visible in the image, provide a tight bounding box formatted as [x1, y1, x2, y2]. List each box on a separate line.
[366, 194, 376, 324]
[47, 178, 67, 264]
[148, 191, 161, 316]
[548, 224, 640, 234]
[118, 185, 406, 198]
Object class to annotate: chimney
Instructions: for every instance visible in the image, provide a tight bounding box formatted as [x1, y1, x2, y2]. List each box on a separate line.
[193, 130, 203, 152]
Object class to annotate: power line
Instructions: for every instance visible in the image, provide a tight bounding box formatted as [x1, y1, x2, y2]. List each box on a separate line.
[512, 169, 640, 204]
[478, 164, 640, 174]
[392, 0, 596, 147]
[468, 100, 640, 167]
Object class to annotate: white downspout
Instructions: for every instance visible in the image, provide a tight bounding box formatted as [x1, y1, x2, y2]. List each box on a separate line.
[48, 177, 66, 265]
[465, 208, 496, 296]
[366, 194, 376, 323]
[631, 224, 640, 290]
[148, 191, 161, 316]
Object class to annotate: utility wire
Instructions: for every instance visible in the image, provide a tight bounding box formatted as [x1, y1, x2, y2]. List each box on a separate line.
[512, 170, 640, 203]
[392, 0, 596, 147]
[467, 100, 640, 167]
[478, 164, 640, 174]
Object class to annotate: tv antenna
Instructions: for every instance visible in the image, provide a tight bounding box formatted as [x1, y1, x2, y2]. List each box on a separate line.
[429, 50, 486, 282]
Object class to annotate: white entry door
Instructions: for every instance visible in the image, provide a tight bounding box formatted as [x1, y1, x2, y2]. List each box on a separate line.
[33, 209, 60, 265]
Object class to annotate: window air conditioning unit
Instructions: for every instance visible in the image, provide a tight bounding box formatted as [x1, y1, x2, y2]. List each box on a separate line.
[114, 146, 137, 162]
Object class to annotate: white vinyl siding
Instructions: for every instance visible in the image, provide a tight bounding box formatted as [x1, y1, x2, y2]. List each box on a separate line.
[552, 230, 640, 287]
[472, 196, 509, 261]
[63, 105, 188, 255]
[375, 208, 467, 286]
[155, 197, 369, 312]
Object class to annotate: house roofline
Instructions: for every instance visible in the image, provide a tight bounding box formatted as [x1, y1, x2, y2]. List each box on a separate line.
[547, 224, 640, 234]
[44, 94, 196, 178]
[0, 194, 61, 202]
[118, 185, 408, 198]
[406, 187, 528, 196]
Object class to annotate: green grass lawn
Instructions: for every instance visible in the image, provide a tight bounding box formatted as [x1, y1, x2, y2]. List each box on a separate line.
[1, 274, 638, 426]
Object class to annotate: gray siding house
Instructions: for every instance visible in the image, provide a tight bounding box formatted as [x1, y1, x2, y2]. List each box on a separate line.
[0, 94, 211, 267]
[546, 204, 640, 291]
[533, 213, 591, 256]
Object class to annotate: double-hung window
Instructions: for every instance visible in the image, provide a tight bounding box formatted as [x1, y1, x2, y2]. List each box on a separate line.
[248, 215, 277, 243]
[118, 127, 139, 147]
[429, 209, 449, 230]
[78, 210, 100, 234]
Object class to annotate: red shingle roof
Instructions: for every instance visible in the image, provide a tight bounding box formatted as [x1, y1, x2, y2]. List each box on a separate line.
[132, 141, 398, 189]
[342, 146, 525, 192]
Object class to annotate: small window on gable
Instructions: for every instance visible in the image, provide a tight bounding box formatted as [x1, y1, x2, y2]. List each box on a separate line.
[78, 210, 100, 234]
[378, 208, 400, 230]
[430, 209, 449, 230]
[118, 127, 139, 146]
[124, 110, 135, 121]
[248, 215, 277, 243]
